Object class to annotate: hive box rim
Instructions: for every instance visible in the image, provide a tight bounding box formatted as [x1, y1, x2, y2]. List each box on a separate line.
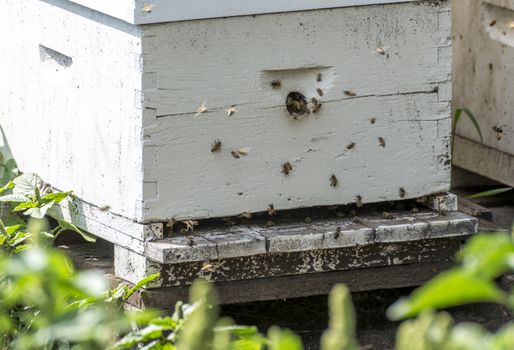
[66, 0, 420, 25]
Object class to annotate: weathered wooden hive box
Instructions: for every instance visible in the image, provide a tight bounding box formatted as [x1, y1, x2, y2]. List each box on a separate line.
[453, 0, 514, 186]
[1, 0, 468, 296]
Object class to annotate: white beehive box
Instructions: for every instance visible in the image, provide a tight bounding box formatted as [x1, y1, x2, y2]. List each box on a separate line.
[453, 0, 514, 187]
[1, 0, 452, 238]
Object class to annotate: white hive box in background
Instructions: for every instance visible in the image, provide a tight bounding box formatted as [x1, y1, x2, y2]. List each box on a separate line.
[453, 0, 514, 187]
[1, 0, 452, 239]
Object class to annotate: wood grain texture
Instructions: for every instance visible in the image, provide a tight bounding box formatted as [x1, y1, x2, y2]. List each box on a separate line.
[453, 0, 514, 182]
[113, 209, 476, 286]
[453, 135, 514, 187]
[128, 260, 456, 307]
[120, 236, 468, 287]
[141, 1, 453, 221]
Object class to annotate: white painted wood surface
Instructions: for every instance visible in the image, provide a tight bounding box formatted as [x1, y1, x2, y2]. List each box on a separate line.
[68, 0, 418, 24]
[1, 0, 452, 227]
[0, 0, 145, 221]
[141, 1, 453, 221]
[453, 0, 514, 184]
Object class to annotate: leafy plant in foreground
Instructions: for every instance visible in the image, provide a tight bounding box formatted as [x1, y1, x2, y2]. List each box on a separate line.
[387, 227, 514, 349]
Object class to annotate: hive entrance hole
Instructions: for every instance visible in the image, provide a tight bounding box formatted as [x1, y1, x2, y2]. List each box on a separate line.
[285, 92, 309, 119]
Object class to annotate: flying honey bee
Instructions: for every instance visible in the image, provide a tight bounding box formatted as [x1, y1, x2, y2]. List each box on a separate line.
[312, 102, 322, 113]
[183, 220, 198, 232]
[187, 236, 195, 247]
[226, 105, 238, 117]
[378, 137, 386, 147]
[142, 4, 154, 13]
[316, 88, 324, 97]
[346, 142, 356, 150]
[334, 227, 341, 239]
[330, 175, 338, 187]
[355, 195, 363, 208]
[317, 73, 323, 82]
[211, 139, 222, 153]
[493, 125, 507, 140]
[195, 101, 207, 117]
[200, 262, 215, 273]
[166, 218, 176, 232]
[282, 162, 293, 175]
[344, 90, 357, 97]
[238, 211, 252, 219]
[99, 205, 111, 212]
[237, 147, 250, 155]
[490, 20, 497, 27]
[231, 151, 240, 159]
[376, 47, 386, 55]
[399, 187, 407, 198]
[270, 79, 282, 89]
[370, 118, 377, 124]
[268, 204, 276, 216]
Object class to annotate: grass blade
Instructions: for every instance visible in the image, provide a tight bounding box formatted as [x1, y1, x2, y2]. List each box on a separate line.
[466, 187, 513, 199]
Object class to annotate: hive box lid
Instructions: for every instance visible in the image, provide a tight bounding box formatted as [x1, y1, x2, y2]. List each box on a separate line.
[68, 0, 417, 24]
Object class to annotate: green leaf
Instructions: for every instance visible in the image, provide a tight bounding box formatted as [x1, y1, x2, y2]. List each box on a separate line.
[124, 273, 161, 301]
[0, 193, 30, 203]
[12, 173, 42, 196]
[13, 201, 38, 212]
[387, 269, 507, 321]
[42, 191, 72, 204]
[466, 187, 513, 199]
[454, 108, 483, 143]
[56, 219, 96, 243]
[267, 327, 304, 350]
[457, 233, 514, 278]
[24, 201, 54, 219]
[215, 325, 259, 336]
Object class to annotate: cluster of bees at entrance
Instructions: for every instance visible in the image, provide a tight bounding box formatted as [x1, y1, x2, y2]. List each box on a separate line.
[194, 59, 406, 221]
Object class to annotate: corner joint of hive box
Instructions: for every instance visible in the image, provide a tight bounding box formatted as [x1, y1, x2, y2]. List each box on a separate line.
[418, 192, 458, 213]
[142, 222, 164, 241]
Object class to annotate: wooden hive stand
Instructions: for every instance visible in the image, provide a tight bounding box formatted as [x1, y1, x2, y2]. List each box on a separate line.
[55, 193, 477, 308]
